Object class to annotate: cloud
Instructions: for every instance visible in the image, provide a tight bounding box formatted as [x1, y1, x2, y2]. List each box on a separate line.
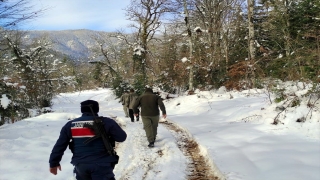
[23, 0, 132, 32]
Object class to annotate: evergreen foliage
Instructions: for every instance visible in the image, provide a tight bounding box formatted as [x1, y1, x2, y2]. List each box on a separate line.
[111, 75, 130, 98]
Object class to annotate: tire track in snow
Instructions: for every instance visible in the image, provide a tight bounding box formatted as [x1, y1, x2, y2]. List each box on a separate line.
[160, 119, 221, 180]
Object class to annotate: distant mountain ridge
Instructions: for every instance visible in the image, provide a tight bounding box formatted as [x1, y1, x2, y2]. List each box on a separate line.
[24, 29, 112, 60]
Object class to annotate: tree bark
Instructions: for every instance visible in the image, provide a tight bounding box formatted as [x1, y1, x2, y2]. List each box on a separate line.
[183, 0, 194, 91]
[247, 0, 255, 60]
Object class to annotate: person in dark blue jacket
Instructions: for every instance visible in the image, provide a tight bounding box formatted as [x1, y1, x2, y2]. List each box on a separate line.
[49, 100, 127, 180]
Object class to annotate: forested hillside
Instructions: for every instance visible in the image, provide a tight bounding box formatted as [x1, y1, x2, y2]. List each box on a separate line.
[1, 0, 319, 124]
[23, 30, 114, 60]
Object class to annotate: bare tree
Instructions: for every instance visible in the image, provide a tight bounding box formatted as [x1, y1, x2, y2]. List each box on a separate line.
[182, 0, 194, 91]
[0, 0, 44, 28]
[88, 33, 129, 87]
[125, 0, 173, 86]
[91, 34, 121, 77]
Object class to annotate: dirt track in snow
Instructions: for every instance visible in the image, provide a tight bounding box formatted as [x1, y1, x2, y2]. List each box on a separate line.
[113, 116, 220, 180]
[160, 120, 219, 180]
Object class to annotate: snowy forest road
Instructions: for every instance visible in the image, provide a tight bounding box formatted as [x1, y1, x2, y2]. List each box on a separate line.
[2, 88, 319, 180]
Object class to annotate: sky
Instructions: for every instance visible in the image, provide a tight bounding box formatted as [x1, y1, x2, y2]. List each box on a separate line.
[20, 0, 132, 32]
[0, 84, 319, 180]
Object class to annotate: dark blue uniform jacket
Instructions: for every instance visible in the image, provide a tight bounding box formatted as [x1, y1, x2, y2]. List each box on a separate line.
[49, 113, 127, 168]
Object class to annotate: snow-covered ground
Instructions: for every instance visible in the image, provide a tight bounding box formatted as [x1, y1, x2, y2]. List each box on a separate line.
[0, 85, 319, 180]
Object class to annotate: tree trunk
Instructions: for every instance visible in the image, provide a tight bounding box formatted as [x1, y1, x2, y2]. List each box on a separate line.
[247, 0, 256, 88]
[284, 0, 291, 57]
[184, 0, 194, 91]
[247, 0, 255, 60]
[224, 29, 229, 72]
[316, 35, 319, 83]
[0, 116, 5, 125]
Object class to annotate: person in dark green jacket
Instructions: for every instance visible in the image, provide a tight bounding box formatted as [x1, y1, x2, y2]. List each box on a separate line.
[133, 88, 167, 147]
[128, 89, 140, 122]
[119, 91, 129, 117]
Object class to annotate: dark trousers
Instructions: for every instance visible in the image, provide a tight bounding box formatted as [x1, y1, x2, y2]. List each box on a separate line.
[75, 163, 115, 180]
[129, 109, 139, 122]
[141, 116, 159, 143]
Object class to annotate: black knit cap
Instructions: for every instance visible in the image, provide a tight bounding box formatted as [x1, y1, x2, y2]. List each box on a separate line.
[80, 100, 99, 113]
[145, 88, 153, 93]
